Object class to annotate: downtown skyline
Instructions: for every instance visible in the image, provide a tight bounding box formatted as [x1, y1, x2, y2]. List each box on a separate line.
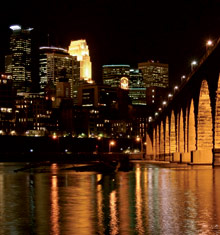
[0, 0, 219, 85]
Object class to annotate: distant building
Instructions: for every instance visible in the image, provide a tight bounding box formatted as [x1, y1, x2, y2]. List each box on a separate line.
[102, 64, 130, 88]
[128, 68, 146, 105]
[68, 40, 92, 83]
[138, 60, 169, 88]
[39, 46, 80, 103]
[77, 84, 117, 107]
[0, 74, 16, 134]
[15, 93, 56, 136]
[6, 25, 33, 93]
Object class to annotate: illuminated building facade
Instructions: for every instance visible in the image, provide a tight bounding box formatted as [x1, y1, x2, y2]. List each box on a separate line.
[138, 61, 169, 88]
[102, 64, 130, 88]
[15, 93, 56, 136]
[7, 25, 33, 93]
[129, 69, 146, 105]
[0, 74, 16, 134]
[39, 46, 80, 103]
[68, 40, 92, 83]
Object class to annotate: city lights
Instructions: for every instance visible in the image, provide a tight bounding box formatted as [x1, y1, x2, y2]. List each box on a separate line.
[10, 25, 21, 31]
[191, 60, 197, 71]
[109, 140, 116, 153]
[174, 86, 178, 91]
[206, 40, 213, 47]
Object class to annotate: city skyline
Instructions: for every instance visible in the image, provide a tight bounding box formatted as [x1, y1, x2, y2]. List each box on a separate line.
[0, 0, 219, 85]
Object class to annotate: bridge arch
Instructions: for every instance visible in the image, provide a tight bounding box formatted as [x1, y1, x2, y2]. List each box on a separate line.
[179, 109, 184, 153]
[156, 125, 160, 159]
[153, 128, 156, 159]
[165, 116, 170, 157]
[160, 121, 164, 157]
[215, 74, 220, 149]
[188, 99, 196, 152]
[197, 80, 213, 150]
[170, 110, 176, 153]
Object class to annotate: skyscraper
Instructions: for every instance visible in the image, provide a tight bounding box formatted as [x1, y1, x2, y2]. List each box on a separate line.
[68, 40, 92, 83]
[39, 46, 80, 103]
[138, 60, 169, 88]
[129, 68, 146, 105]
[102, 64, 130, 88]
[7, 25, 33, 93]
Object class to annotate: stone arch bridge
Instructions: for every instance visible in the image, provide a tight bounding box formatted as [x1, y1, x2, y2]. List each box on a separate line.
[146, 38, 220, 165]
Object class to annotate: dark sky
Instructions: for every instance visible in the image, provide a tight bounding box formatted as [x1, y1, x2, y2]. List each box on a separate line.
[0, 0, 219, 86]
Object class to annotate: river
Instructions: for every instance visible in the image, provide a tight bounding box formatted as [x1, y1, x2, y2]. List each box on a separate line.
[0, 162, 220, 235]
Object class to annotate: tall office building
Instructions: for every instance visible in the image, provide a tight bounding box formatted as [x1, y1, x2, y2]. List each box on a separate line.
[68, 40, 92, 83]
[129, 68, 146, 105]
[138, 60, 169, 88]
[102, 64, 130, 88]
[6, 25, 33, 93]
[39, 46, 80, 102]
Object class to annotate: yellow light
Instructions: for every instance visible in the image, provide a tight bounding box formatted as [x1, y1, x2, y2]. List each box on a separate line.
[110, 140, 115, 146]
[120, 77, 129, 90]
[68, 40, 92, 82]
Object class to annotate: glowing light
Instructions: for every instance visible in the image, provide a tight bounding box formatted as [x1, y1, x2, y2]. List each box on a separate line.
[191, 61, 197, 65]
[120, 77, 129, 90]
[52, 133, 57, 140]
[162, 101, 167, 105]
[68, 40, 92, 81]
[109, 140, 116, 152]
[168, 93, 173, 98]
[174, 86, 178, 91]
[206, 40, 213, 46]
[110, 140, 115, 146]
[10, 25, 21, 31]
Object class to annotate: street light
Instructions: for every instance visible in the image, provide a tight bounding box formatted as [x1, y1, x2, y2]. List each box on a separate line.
[191, 60, 197, 71]
[109, 140, 115, 153]
[206, 40, 213, 50]
[174, 86, 178, 92]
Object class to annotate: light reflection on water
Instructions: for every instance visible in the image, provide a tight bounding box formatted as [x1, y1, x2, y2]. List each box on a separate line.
[0, 162, 220, 234]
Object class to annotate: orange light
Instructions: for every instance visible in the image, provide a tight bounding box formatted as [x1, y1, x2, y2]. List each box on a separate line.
[110, 140, 115, 146]
[52, 135, 57, 140]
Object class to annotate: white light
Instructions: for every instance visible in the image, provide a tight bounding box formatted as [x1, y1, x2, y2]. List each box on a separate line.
[10, 25, 21, 31]
[207, 40, 213, 46]
[191, 60, 197, 65]
[162, 101, 167, 105]
[181, 75, 186, 80]
[30, 149, 33, 153]
[168, 93, 173, 98]
[174, 86, 178, 90]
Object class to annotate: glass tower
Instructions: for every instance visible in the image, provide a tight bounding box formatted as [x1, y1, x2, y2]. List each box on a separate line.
[39, 46, 80, 102]
[8, 25, 33, 93]
[138, 60, 169, 88]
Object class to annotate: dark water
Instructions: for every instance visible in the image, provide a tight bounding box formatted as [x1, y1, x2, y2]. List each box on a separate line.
[1, 162, 220, 235]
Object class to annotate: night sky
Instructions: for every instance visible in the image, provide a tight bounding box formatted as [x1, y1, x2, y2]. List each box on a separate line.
[0, 0, 219, 86]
